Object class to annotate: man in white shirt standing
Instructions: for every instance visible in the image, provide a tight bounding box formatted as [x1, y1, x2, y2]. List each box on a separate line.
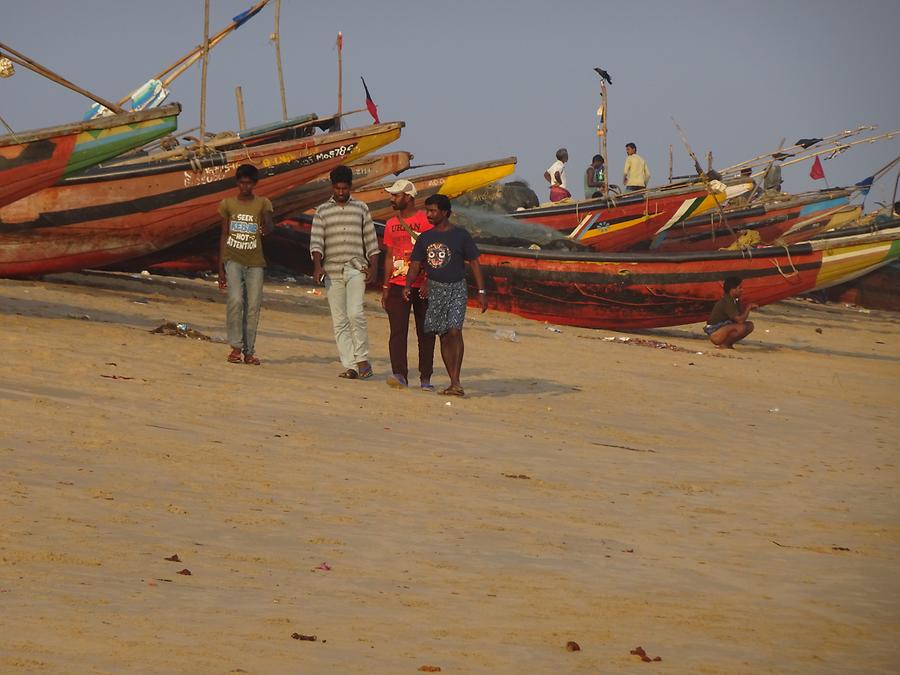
[544, 148, 571, 202]
[623, 142, 650, 192]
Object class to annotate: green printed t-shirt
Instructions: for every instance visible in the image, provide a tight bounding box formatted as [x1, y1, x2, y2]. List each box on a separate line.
[218, 196, 273, 267]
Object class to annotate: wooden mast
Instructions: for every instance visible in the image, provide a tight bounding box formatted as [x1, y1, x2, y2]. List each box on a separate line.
[273, 0, 288, 120]
[199, 0, 210, 148]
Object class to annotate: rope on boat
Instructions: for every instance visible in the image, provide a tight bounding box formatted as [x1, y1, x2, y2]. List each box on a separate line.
[0, 56, 14, 78]
[771, 244, 800, 279]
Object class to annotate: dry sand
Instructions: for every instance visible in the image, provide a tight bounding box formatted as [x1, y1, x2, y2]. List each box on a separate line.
[1, 272, 898, 674]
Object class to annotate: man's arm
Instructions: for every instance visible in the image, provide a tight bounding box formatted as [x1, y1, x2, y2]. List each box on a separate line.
[469, 258, 488, 313]
[261, 200, 274, 236]
[402, 261, 422, 302]
[544, 170, 552, 184]
[381, 242, 394, 309]
[310, 210, 325, 284]
[361, 205, 380, 284]
[623, 156, 632, 184]
[218, 216, 228, 290]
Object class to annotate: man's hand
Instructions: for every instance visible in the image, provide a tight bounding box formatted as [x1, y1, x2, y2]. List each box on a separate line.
[402, 286, 412, 302]
[365, 264, 378, 285]
[381, 285, 390, 310]
[479, 293, 488, 313]
[217, 269, 227, 290]
[749, 303, 759, 311]
[313, 264, 325, 286]
[418, 281, 428, 300]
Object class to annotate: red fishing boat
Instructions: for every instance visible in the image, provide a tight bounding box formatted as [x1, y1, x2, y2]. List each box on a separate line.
[469, 221, 900, 330]
[0, 122, 403, 277]
[508, 180, 753, 251]
[0, 104, 181, 209]
[649, 188, 859, 252]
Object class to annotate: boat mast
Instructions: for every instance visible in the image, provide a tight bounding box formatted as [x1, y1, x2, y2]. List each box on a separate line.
[595, 71, 609, 198]
[199, 0, 210, 148]
[336, 32, 343, 131]
[273, 0, 288, 120]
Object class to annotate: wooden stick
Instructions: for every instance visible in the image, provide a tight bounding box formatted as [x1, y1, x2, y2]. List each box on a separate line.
[723, 125, 876, 173]
[668, 144, 673, 183]
[0, 41, 124, 113]
[235, 86, 247, 130]
[600, 80, 608, 198]
[199, 0, 210, 149]
[336, 32, 343, 125]
[274, 0, 288, 120]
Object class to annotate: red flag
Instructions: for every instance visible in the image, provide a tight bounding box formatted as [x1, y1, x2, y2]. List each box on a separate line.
[809, 155, 825, 180]
[361, 76, 379, 124]
[336, 32, 342, 52]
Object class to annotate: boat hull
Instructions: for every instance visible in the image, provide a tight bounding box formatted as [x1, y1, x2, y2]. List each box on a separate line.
[469, 231, 900, 330]
[0, 105, 181, 209]
[0, 123, 403, 277]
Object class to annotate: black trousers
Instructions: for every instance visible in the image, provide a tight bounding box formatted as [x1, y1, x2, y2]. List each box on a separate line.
[383, 284, 435, 381]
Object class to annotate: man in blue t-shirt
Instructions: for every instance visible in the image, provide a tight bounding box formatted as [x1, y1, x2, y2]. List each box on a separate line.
[404, 194, 488, 397]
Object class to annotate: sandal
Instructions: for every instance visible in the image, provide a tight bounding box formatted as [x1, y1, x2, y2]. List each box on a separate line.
[338, 369, 358, 379]
[357, 363, 374, 380]
[439, 385, 465, 397]
[244, 354, 261, 366]
[227, 348, 243, 364]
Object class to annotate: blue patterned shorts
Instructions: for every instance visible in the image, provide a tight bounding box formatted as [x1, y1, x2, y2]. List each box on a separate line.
[424, 279, 468, 335]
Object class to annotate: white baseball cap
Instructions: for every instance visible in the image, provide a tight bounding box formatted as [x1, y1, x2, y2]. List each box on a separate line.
[384, 178, 417, 197]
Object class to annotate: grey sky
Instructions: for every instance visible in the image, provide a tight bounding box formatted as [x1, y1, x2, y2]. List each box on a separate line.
[3, 0, 899, 208]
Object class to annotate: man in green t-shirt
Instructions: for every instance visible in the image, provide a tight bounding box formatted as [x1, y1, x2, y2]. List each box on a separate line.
[704, 276, 758, 349]
[217, 164, 274, 365]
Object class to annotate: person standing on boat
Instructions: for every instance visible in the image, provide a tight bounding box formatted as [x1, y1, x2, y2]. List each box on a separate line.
[763, 161, 783, 193]
[584, 154, 606, 199]
[544, 148, 571, 202]
[704, 276, 758, 349]
[217, 163, 274, 365]
[380, 179, 436, 391]
[623, 142, 650, 192]
[403, 194, 488, 397]
[311, 165, 380, 380]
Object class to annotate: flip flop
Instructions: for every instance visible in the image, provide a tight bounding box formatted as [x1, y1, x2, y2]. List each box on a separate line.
[420, 381, 435, 392]
[227, 348, 243, 364]
[244, 354, 261, 365]
[338, 369, 358, 379]
[439, 385, 465, 397]
[358, 367, 374, 380]
[387, 374, 408, 388]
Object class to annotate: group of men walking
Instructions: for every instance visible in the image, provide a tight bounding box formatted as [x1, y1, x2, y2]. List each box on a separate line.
[217, 163, 487, 397]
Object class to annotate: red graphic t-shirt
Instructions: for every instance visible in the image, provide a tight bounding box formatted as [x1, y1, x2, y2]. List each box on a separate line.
[383, 210, 433, 288]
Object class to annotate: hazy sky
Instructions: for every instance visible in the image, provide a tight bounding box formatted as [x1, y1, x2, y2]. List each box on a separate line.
[3, 0, 899, 207]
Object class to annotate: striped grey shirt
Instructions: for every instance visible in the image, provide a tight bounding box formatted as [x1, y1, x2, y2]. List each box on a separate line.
[309, 197, 380, 277]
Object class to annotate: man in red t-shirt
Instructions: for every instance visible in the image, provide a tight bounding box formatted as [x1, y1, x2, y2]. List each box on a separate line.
[381, 179, 436, 390]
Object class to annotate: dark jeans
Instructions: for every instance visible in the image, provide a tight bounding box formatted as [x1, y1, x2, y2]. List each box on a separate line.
[384, 284, 434, 382]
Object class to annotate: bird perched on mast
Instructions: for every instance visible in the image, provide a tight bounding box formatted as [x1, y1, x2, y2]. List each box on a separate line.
[594, 67, 612, 85]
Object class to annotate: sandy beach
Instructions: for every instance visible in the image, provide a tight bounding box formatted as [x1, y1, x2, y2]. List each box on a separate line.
[1, 272, 898, 673]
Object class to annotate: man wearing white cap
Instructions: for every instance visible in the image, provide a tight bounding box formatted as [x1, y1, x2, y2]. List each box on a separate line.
[381, 179, 435, 390]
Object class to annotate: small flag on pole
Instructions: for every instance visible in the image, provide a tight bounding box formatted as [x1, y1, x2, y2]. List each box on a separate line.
[809, 155, 825, 180]
[361, 76, 379, 124]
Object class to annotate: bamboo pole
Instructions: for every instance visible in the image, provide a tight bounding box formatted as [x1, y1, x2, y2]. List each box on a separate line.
[723, 125, 876, 174]
[235, 86, 246, 130]
[120, 0, 272, 107]
[598, 79, 608, 198]
[199, 0, 210, 147]
[0, 41, 124, 113]
[668, 144, 673, 183]
[756, 131, 900, 176]
[336, 32, 343, 125]
[273, 0, 288, 120]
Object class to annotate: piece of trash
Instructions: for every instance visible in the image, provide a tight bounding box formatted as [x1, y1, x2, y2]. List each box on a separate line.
[313, 562, 331, 572]
[502, 473, 531, 480]
[66, 313, 91, 321]
[832, 546, 851, 552]
[133, 298, 150, 304]
[177, 568, 192, 576]
[284, 276, 297, 283]
[291, 633, 317, 641]
[140, 270, 151, 277]
[565, 641, 581, 652]
[602, 336, 616, 341]
[858, 308, 871, 314]
[445, 401, 452, 407]
[630, 646, 661, 662]
[815, 327, 823, 334]
[151, 322, 213, 341]
[493, 328, 519, 342]
[100, 374, 134, 380]
[546, 326, 562, 333]
[306, 289, 322, 296]
[418, 667, 441, 673]
[768, 407, 779, 413]
[164, 554, 181, 562]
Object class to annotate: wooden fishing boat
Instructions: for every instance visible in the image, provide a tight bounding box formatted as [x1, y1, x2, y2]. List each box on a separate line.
[823, 261, 900, 312]
[469, 220, 900, 330]
[309, 155, 518, 222]
[509, 180, 754, 252]
[649, 188, 860, 252]
[0, 104, 181, 209]
[106, 150, 412, 273]
[0, 122, 403, 277]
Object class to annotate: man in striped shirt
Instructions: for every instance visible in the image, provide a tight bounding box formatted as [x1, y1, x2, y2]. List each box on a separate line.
[311, 165, 380, 379]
